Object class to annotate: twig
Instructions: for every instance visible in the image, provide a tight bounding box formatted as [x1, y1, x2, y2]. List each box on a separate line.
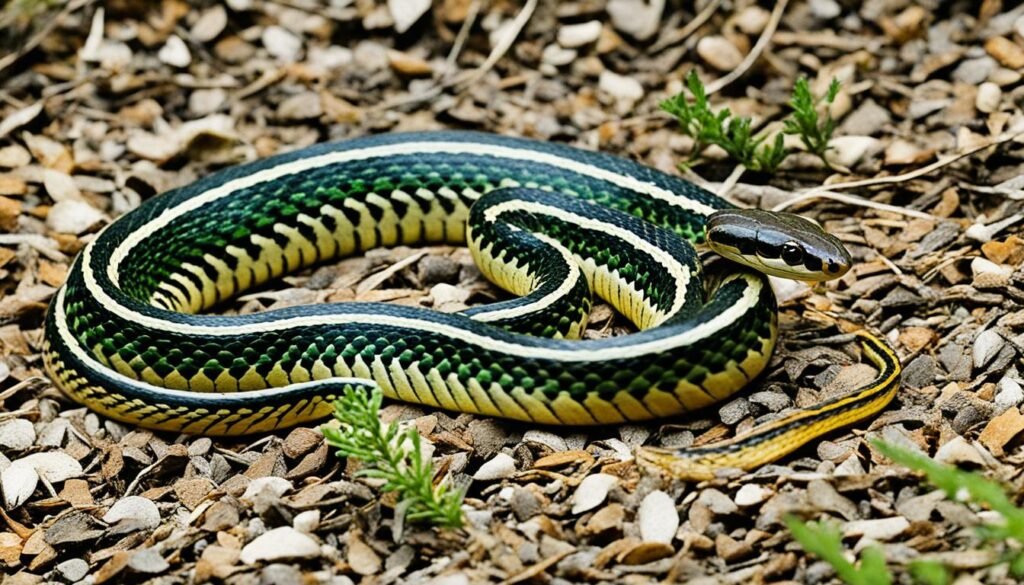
[705, 0, 789, 96]
[650, 0, 722, 53]
[773, 189, 937, 219]
[443, 0, 482, 81]
[455, 0, 537, 89]
[716, 164, 747, 200]
[773, 131, 1024, 215]
[0, 0, 95, 76]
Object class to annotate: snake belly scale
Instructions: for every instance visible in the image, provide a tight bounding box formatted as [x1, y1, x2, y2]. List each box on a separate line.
[43, 131, 900, 479]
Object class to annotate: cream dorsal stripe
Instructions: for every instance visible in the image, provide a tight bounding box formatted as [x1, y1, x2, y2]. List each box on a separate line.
[102, 133, 719, 288]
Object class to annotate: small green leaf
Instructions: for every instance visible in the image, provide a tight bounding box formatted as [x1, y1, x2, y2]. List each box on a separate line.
[909, 560, 950, 585]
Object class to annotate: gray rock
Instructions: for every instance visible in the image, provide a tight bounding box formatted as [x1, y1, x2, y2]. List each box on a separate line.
[511, 487, 542, 521]
[418, 255, 461, 286]
[719, 397, 752, 425]
[748, 390, 791, 412]
[56, 558, 89, 582]
[952, 57, 996, 85]
[261, 563, 304, 585]
[129, 548, 170, 574]
[839, 99, 891, 136]
[995, 377, 1024, 411]
[697, 488, 738, 516]
[902, 354, 937, 389]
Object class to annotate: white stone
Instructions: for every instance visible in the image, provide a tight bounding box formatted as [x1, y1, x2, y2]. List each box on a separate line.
[935, 436, 987, 467]
[240, 527, 320, 564]
[976, 82, 1002, 114]
[1, 461, 38, 509]
[598, 71, 643, 102]
[971, 257, 1012, 279]
[973, 329, 1005, 369]
[697, 36, 744, 71]
[827, 136, 881, 168]
[18, 452, 83, 483]
[473, 453, 516, 481]
[735, 6, 770, 34]
[558, 21, 602, 48]
[309, 46, 353, 71]
[42, 169, 81, 203]
[103, 496, 161, 534]
[242, 476, 294, 501]
[571, 473, 617, 514]
[388, 0, 431, 34]
[0, 419, 34, 450]
[191, 5, 227, 43]
[843, 517, 909, 541]
[262, 26, 303, 62]
[542, 44, 577, 67]
[56, 558, 89, 582]
[995, 377, 1024, 411]
[293, 510, 321, 533]
[607, 0, 663, 41]
[809, 0, 841, 19]
[47, 200, 106, 234]
[158, 35, 192, 68]
[734, 484, 771, 507]
[638, 490, 678, 543]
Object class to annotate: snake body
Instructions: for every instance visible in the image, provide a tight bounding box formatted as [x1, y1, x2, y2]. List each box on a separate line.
[43, 131, 901, 479]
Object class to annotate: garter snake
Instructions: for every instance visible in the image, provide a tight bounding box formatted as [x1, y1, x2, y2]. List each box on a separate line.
[43, 131, 901, 480]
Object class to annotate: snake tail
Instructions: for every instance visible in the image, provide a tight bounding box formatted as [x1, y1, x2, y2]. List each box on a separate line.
[636, 331, 902, 480]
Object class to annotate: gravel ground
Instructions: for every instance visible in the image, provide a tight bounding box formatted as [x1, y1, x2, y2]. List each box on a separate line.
[3, 1, 1024, 584]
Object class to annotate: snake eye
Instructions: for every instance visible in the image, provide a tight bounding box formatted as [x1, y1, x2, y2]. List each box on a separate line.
[826, 260, 841, 274]
[781, 242, 803, 266]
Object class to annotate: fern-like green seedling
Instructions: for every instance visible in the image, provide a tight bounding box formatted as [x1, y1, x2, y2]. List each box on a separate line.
[661, 71, 840, 173]
[322, 385, 465, 529]
[874, 439, 1024, 579]
[783, 76, 841, 168]
[785, 516, 892, 585]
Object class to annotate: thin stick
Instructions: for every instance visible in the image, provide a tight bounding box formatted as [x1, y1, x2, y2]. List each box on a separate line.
[705, 0, 789, 96]
[773, 189, 937, 219]
[0, 0, 95, 76]
[773, 131, 1024, 215]
[716, 164, 747, 199]
[456, 0, 537, 89]
[443, 0, 482, 81]
[650, 0, 722, 53]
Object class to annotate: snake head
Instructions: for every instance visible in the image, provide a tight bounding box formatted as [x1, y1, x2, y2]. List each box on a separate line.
[706, 209, 852, 281]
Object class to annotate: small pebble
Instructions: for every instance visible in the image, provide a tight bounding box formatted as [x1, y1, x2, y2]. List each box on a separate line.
[976, 82, 1002, 113]
[571, 473, 617, 514]
[262, 26, 303, 62]
[734, 484, 770, 507]
[158, 35, 191, 68]
[598, 71, 643, 102]
[103, 496, 161, 534]
[56, 558, 89, 582]
[473, 453, 516, 481]
[240, 527, 320, 564]
[843, 517, 909, 541]
[558, 21, 602, 48]
[638, 490, 678, 544]
[995, 377, 1024, 411]
[696, 36, 743, 71]
[973, 329, 1005, 370]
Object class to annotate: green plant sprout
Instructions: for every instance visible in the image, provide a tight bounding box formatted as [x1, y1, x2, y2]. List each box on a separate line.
[660, 71, 840, 173]
[787, 440, 1024, 585]
[322, 385, 465, 529]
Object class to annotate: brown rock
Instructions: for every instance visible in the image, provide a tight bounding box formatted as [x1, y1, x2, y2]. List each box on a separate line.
[58, 479, 94, 507]
[617, 541, 674, 565]
[173, 478, 215, 510]
[986, 37, 1024, 69]
[0, 196, 20, 231]
[982, 236, 1024, 265]
[714, 533, 753, 563]
[93, 550, 130, 584]
[0, 174, 26, 196]
[388, 50, 433, 76]
[202, 499, 240, 532]
[0, 532, 22, 566]
[582, 503, 625, 537]
[283, 427, 322, 459]
[899, 327, 937, 352]
[979, 407, 1024, 456]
